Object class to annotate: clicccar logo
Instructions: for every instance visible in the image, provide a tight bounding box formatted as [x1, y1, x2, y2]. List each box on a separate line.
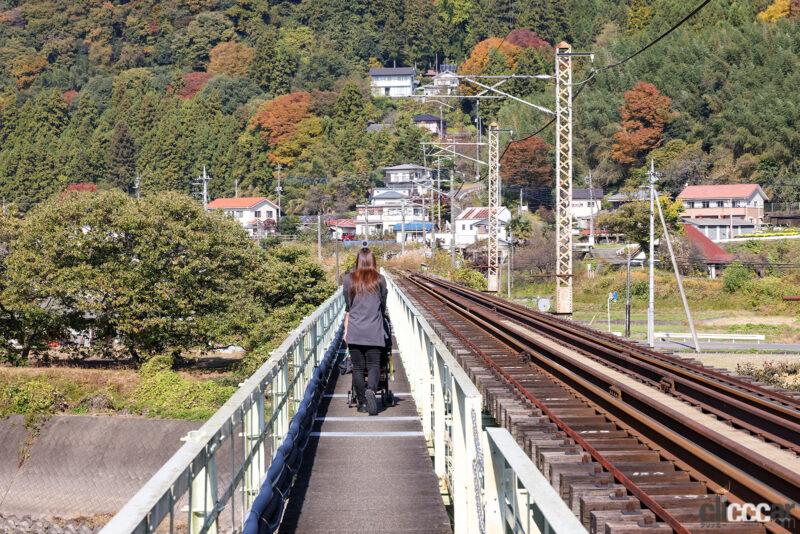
[699, 497, 797, 528]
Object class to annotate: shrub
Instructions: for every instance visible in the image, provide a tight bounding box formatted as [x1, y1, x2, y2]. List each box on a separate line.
[736, 360, 800, 391]
[452, 268, 488, 291]
[722, 261, 752, 293]
[0, 378, 64, 427]
[132, 355, 236, 419]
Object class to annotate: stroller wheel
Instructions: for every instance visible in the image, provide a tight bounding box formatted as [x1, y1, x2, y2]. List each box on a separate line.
[347, 390, 353, 407]
[385, 390, 395, 407]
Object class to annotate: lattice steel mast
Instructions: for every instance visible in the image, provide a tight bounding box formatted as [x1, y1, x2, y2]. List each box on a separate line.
[487, 123, 501, 292]
[555, 42, 574, 314]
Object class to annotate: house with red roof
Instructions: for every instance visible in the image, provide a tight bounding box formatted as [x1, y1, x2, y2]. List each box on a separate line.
[682, 223, 736, 278]
[207, 196, 279, 238]
[677, 184, 769, 225]
[455, 206, 511, 247]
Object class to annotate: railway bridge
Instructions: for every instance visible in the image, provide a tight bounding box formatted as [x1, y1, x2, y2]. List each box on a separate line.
[102, 272, 800, 534]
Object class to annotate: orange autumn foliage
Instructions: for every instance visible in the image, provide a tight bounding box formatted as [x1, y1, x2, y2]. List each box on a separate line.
[249, 92, 313, 147]
[459, 37, 522, 75]
[9, 53, 48, 90]
[207, 41, 254, 77]
[611, 81, 672, 166]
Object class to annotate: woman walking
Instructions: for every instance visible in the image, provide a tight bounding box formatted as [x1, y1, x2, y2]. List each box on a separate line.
[343, 247, 389, 415]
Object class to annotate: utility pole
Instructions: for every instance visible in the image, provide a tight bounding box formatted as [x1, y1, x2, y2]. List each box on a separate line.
[234, 178, 239, 197]
[275, 164, 283, 228]
[134, 173, 141, 200]
[507, 230, 514, 297]
[656, 187, 701, 353]
[519, 188, 523, 215]
[487, 123, 501, 292]
[317, 212, 322, 262]
[401, 198, 406, 256]
[203, 166, 210, 209]
[450, 167, 457, 268]
[555, 42, 574, 314]
[588, 171, 595, 248]
[430, 181, 435, 251]
[335, 238, 341, 285]
[436, 156, 442, 232]
[647, 160, 656, 348]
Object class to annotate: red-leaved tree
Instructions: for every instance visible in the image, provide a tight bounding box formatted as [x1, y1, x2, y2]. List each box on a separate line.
[500, 136, 552, 188]
[505, 29, 550, 50]
[611, 81, 672, 166]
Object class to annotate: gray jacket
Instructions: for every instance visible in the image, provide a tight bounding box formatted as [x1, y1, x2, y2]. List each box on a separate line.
[343, 273, 389, 347]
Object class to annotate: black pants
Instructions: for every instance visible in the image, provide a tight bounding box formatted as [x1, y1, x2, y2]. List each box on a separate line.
[348, 344, 381, 403]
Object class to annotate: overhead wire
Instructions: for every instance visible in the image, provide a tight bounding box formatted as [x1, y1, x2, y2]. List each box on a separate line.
[499, 0, 715, 159]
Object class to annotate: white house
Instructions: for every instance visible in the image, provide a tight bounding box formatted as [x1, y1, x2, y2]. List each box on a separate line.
[327, 218, 357, 240]
[453, 206, 511, 247]
[422, 71, 459, 97]
[355, 202, 429, 236]
[683, 218, 757, 241]
[370, 188, 410, 206]
[413, 114, 446, 136]
[369, 67, 416, 97]
[677, 184, 769, 224]
[572, 188, 603, 229]
[207, 196, 279, 237]
[382, 164, 431, 197]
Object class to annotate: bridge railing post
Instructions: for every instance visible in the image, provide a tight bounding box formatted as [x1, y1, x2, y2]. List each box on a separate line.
[384, 272, 483, 534]
[242, 389, 265, 512]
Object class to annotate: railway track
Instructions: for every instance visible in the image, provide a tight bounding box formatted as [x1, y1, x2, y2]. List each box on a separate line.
[395, 272, 800, 534]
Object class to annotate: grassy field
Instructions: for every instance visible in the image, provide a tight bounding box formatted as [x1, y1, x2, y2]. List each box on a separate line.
[509, 259, 800, 344]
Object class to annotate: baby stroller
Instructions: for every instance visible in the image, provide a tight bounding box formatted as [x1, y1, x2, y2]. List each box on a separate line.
[346, 344, 396, 408]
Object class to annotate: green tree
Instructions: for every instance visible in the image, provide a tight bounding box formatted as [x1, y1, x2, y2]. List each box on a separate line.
[597, 196, 682, 252]
[333, 83, 366, 126]
[109, 122, 137, 192]
[0, 90, 68, 210]
[627, 0, 653, 34]
[0, 190, 269, 362]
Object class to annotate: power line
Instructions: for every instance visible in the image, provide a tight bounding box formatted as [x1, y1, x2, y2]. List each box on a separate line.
[596, 0, 714, 71]
[500, 0, 715, 158]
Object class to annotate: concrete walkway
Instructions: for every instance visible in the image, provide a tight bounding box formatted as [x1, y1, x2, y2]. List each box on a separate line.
[279, 347, 452, 533]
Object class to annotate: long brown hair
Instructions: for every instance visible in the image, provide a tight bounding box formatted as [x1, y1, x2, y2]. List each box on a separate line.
[349, 247, 380, 297]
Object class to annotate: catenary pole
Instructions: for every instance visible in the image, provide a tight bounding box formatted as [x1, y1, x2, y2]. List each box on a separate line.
[554, 42, 574, 314]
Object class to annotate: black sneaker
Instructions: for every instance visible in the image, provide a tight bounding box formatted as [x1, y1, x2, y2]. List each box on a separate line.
[365, 389, 378, 416]
[356, 403, 368, 413]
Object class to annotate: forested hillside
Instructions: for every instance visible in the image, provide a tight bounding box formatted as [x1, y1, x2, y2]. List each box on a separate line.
[0, 0, 797, 211]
